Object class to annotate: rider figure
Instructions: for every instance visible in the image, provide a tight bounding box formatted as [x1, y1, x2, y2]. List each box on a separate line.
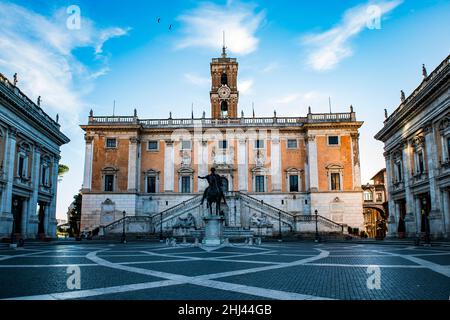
[198, 168, 227, 206]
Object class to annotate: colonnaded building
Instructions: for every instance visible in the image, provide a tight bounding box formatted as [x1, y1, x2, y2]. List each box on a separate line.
[376, 54, 450, 239]
[0, 73, 70, 240]
[80, 48, 364, 238]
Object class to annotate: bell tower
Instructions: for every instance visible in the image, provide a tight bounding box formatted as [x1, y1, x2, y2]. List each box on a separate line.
[210, 37, 239, 119]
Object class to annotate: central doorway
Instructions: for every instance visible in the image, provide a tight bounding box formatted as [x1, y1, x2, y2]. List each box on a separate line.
[37, 202, 47, 238]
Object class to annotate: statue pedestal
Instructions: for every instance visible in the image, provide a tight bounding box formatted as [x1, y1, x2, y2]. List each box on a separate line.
[203, 215, 225, 246]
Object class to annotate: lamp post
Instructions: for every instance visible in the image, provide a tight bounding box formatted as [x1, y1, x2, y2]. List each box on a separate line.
[278, 211, 282, 241]
[121, 210, 126, 244]
[10, 199, 19, 248]
[159, 212, 163, 241]
[315, 209, 319, 243]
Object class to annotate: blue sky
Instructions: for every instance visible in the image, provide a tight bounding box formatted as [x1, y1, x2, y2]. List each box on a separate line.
[0, 0, 449, 219]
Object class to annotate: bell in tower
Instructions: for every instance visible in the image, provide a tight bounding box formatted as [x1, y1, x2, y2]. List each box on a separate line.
[210, 35, 239, 119]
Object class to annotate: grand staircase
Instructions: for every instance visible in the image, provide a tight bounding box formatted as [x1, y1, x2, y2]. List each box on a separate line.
[97, 192, 346, 240]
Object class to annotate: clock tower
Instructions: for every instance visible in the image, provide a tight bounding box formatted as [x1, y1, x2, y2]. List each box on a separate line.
[210, 45, 239, 119]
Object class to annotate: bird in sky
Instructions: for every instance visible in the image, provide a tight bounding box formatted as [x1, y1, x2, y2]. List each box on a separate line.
[157, 17, 161, 23]
[169, 24, 172, 30]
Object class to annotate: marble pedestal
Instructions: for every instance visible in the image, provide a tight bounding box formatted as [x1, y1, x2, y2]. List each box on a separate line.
[203, 215, 225, 246]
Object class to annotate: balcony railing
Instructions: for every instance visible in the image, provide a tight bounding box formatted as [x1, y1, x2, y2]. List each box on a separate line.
[87, 112, 356, 128]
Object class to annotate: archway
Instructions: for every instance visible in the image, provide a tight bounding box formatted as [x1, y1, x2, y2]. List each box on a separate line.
[220, 176, 229, 193]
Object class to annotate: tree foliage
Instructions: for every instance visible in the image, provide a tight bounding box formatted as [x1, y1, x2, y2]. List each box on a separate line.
[67, 193, 82, 237]
[58, 164, 69, 180]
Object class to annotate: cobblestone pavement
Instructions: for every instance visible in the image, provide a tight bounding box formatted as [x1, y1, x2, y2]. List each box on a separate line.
[0, 242, 449, 300]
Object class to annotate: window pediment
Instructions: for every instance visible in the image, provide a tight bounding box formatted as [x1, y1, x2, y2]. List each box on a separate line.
[144, 169, 160, 176]
[326, 164, 343, 170]
[102, 167, 118, 173]
[439, 116, 450, 131]
[178, 167, 194, 175]
[412, 135, 425, 149]
[285, 167, 303, 174]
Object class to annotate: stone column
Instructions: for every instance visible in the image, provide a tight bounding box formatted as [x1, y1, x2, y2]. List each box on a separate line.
[0, 128, 17, 236]
[20, 199, 29, 236]
[47, 157, 60, 237]
[385, 152, 397, 237]
[424, 124, 443, 236]
[82, 135, 94, 191]
[271, 137, 281, 192]
[415, 196, 422, 235]
[127, 137, 140, 192]
[27, 144, 41, 238]
[164, 140, 174, 192]
[238, 139, 248, 191]
[44, 204, 51, 237]
[351, 133, 362, 191]
[442, 189, 450, 238]
[307, 135, 318, 192]
[2, 129, 17, 214]
[402, 140, 416, 234]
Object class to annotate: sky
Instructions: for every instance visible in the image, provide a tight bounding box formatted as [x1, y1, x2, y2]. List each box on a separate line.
[0, 0, 449, 220]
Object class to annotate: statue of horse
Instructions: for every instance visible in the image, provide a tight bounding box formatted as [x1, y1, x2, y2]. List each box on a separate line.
[206, 175, 223, 216]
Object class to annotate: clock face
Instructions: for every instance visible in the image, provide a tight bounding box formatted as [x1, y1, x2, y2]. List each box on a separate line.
[218, 85, 231, 99]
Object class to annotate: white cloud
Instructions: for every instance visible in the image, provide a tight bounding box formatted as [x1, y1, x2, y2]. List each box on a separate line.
[0, 2, 128, 219]
[239, 79, 254, 94]
[274, 91, 322, 105]
[276, 94, 301, 104]
[184, 73, 210, 86]
[261, 62, 279, 73]
[0, 2, 129, 118]
[176, 2, 265, 55]
[302, 1, 402, 71]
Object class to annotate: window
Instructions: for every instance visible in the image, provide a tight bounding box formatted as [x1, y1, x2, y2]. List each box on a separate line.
[287, 139, 298, 149]
[104, 175, 114, 192]
[328, 136, 339, 145]
[289, 175, 299, 192]
[41, 164, 49, 186]
[330, 173, 341, 191]
[219, 140, 228, 149]
[255, 140, 265, 149]
[221, 101, 228, 118]
[376, 193, 383, 202]
[447, 137, 450, 158]
[221, 72, 228, 85]
[181, 140, 191, 150]
[18, 155, 26, 177]
[181, 176, 191, 193]
[364, 191, 373, 202]
[148, 141, 158, 151]
[106, 138, 117, 149]
[255, 175, 265, 192]
[395, 160, 403, 182]
[417, 150, 425, 173]
[147, 176, 156, 193]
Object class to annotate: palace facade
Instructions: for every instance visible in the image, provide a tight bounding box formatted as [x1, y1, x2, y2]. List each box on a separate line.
[376, 54, 450, 239]
[0, 73, 70, 240]
[80, 49, 364, 236]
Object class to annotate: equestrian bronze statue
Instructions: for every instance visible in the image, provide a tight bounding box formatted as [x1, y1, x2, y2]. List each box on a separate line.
[198, 168, 227, 216]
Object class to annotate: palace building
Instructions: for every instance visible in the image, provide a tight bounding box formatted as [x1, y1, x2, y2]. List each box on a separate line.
[0, 73, 70, 240]
[80, 48, 364, 237]
[376, 54, 450, 239]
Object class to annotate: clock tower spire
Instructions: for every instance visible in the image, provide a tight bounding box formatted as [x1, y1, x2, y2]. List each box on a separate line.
[210, 39, 238, 119]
